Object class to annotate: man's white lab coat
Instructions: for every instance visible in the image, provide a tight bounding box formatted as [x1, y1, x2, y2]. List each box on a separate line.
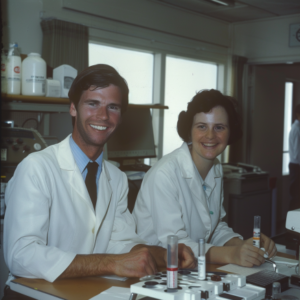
[132, 143, 241, 257]
[4, 135, 144, 283]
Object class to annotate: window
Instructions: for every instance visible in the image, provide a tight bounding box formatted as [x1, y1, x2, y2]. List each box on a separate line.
[89, 43, 154, 105]
[89, 42, 221, 163]
[163, 56, 218, 156]
[282, 82, 293, 175]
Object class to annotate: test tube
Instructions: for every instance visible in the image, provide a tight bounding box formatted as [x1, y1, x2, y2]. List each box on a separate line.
[253, 216, 261, 248]
[167, 235, 178, 291]
[198, 238, 206, 280]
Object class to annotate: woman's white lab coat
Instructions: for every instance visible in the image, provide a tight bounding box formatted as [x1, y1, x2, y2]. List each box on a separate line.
[132, 142, 241, 256]
[4, 135, 144, 283]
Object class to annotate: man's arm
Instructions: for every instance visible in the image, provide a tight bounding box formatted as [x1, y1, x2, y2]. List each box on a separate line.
[59, 246, 157, 279]
[59, 243, 196, 279]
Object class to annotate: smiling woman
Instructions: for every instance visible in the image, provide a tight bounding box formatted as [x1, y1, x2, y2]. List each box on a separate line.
[133, 89, 277, 268]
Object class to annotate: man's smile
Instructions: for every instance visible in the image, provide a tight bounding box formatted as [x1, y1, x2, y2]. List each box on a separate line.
[90, 124, 107, 131]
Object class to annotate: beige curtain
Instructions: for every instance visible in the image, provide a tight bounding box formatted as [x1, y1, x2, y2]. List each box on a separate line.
[229, 55, 248, 163]
[40, 19, 88, 73]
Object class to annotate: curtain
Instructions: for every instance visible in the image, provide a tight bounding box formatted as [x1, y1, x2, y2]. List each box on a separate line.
[228, 55, 248, 163]
[40, 19, 88, 74]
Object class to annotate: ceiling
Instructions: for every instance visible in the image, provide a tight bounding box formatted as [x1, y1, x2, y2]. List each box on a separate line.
[152, 0, 300, 22]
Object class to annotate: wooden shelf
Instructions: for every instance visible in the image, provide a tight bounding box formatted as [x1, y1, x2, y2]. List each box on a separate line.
[1, 94, 168, 109]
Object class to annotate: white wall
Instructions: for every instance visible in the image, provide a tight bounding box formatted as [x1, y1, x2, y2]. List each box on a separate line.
[231, 14, 300, 64]
[6, 0, 43, 55]
[5, 0, 230, 55]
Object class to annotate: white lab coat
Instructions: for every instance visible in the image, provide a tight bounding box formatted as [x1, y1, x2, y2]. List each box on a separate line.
[4, 135, 144, 283]
[132, 142, 241, 257]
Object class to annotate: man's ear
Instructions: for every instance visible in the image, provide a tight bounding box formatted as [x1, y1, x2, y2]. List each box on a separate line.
[70, 102, 77, 117]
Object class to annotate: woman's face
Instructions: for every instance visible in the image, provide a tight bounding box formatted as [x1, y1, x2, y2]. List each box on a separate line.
[190, 105, 230, 164]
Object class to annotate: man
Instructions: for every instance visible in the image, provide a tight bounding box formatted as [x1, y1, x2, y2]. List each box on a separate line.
[3, 64, 195, 298]
[289, 104, 300, 211]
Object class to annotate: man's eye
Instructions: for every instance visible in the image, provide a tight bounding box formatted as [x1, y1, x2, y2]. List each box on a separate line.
[109, 105, 120, 111]
[88, 102, 96, 107]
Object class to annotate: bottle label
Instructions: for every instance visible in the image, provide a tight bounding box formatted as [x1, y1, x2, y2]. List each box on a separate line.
[1, 148, 7, 162]
[14, 66, 20, 73]
[167, 267, 178, 289]
[253, 228, 260, 248]
[198, 256, 206, 280]
[25, 75, 45, 83]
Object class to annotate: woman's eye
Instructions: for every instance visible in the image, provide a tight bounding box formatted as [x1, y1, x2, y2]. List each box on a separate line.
[198, 125, 206, 130]
[215, 125, 225, 131]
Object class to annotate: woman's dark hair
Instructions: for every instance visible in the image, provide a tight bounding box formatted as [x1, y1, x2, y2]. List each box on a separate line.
[68, 64, 129, 126]
[177, 89, 242, 145]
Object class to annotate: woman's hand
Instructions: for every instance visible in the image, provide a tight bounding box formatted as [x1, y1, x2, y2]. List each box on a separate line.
[230, 241, 266, 267]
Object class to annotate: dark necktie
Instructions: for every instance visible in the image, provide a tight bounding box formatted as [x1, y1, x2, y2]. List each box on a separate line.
[85, 162, 99, 209]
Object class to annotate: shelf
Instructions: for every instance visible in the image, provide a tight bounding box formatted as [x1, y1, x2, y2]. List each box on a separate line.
[1, 94, 168, 110]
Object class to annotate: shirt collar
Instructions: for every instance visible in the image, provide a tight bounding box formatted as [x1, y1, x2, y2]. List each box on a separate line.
[69, 135, 103, 173]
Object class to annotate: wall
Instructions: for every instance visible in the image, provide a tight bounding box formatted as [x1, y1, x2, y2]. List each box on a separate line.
[4, 0, 43, 54]
[231, 14, 300, 227]
[247, 63, 300, 224]
[231, 14, 300, 64]
[4, 0, 230, 57]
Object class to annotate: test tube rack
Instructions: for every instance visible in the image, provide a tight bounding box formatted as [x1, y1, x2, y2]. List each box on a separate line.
[129, 271, 265, 300]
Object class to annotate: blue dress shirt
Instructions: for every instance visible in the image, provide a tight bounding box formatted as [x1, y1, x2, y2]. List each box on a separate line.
[69, 136, 103, 193]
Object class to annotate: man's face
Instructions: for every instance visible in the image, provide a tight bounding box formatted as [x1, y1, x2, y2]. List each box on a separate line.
[70, 85, 122, 158]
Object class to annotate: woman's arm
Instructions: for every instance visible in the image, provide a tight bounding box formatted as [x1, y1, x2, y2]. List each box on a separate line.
[206, 234, 277, 267]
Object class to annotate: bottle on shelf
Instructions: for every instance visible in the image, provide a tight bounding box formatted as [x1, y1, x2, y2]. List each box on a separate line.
[1, 49, 8, 94]
[22, 53, 46, 96]
[6, 43, 21, 95]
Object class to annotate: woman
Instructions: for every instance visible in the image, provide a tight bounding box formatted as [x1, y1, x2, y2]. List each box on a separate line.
[133, 89, 276, 267]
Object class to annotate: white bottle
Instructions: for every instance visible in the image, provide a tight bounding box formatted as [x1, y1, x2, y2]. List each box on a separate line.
[1, 49, 7, 93]
[6, 43, 21, 95]
[22, 53, 46, 96]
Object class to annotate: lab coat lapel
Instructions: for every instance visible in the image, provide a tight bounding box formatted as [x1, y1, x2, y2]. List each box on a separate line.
[94, 161, 112, 234]
[178, 143, 211, 229]
[189, 170, 211, 227]
[56, 135, 95, 212]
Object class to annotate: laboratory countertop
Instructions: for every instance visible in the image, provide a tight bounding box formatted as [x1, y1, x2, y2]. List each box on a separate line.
[11, 252, 297, 300]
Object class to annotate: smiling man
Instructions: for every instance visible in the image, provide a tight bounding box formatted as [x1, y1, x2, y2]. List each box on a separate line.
[3, 65, 195, 299]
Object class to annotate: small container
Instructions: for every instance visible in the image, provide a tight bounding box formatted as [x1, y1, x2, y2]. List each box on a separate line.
[22, 53, 46, 96]
[45, 79, 61, 97]
[1, 49, 7, 93]
[7, 43, 21, 95]
[253, 215, 261, 248]
[167, 235, 178, 291]
[198, 238, 206, 280]
[53, 64, 77, 98]
[0, 176, 6, 218]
